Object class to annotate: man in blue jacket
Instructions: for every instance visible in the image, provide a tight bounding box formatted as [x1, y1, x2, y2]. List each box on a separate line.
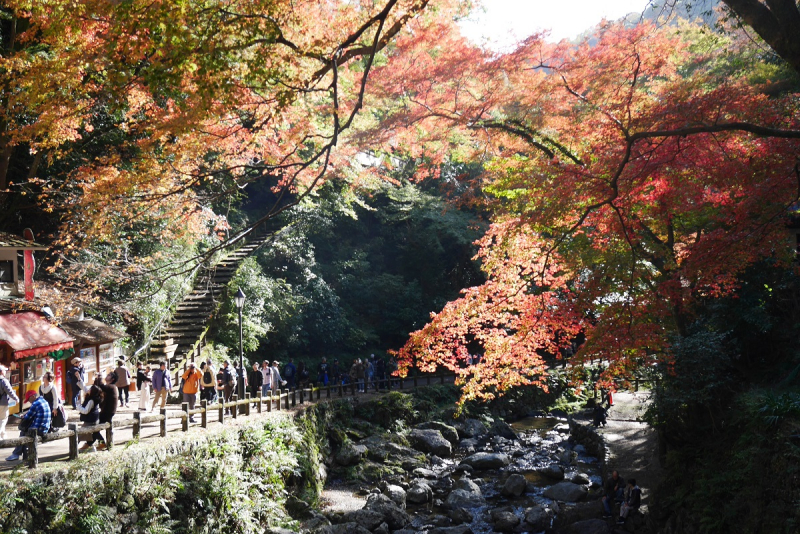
[6, 390, 51, 461]
[150, 361, 172, 411]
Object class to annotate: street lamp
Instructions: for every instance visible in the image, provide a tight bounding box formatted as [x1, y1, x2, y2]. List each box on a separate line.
[234, 287, 246, 399]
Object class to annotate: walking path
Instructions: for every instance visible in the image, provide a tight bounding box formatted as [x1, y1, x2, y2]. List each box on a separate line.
[590, 391, 662, 508]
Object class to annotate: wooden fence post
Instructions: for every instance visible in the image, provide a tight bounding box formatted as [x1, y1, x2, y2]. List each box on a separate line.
[283, 390, 289, 410]
[299, 388, 304, 404]
[105, 422, 114, 449]
[219, 399, 225, 424]
[27, 429, 38, 469]
[231, 394, 238, 419]
[160, 408, 167, 437]
[317, 387, 321, 401]
[267, 391, 272, 412]
[68, 423, 79, 460]
[399, 377, 404, 390]
[245, 393, 251, 416]
[201, 400, 208, 428]
[326, 385, 331, 399]
[413, 373, 418, 388]
[440, 374, 445, 385]
[338, 383, 343, 397]
[257, 392, 263, 414]
[276, 390, 282, 411]
[181, 403, 189, 431]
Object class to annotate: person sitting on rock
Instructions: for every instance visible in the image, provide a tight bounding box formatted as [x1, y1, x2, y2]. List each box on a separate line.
[618, 478, 641, 524]
[602, 470, 625, 518]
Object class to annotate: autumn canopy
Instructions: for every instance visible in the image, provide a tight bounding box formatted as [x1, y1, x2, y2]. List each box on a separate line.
[2, 0, 800, 401]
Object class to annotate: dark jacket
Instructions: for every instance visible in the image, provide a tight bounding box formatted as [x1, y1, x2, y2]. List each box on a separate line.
[136, 369, 151, 390]
[100, 384, 119, 418]
[248, 369, 263, 391]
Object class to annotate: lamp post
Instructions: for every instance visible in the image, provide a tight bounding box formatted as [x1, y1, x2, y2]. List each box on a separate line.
[234, 288, 246, 400]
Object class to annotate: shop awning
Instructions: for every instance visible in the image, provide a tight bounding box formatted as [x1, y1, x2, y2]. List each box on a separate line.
[0, 312, 74, 359]
[60, 318, 126, 346]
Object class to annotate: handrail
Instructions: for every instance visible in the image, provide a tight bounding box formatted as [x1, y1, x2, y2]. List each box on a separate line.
[0, 372, 456, 470]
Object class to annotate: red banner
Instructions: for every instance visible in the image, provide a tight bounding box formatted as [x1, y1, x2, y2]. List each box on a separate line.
[24, 250, 35, 301]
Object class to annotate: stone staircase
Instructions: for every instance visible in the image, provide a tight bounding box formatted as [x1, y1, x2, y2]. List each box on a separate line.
[148, 235, 269, 365]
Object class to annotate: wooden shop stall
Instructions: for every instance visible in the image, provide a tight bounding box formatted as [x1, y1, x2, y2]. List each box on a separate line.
[59, 318, 126, 400]
[0, 311, 75, 414]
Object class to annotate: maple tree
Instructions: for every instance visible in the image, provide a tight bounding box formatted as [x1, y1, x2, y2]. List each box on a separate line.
[355, 13, 800, 401]
[0, 0, 454, 299]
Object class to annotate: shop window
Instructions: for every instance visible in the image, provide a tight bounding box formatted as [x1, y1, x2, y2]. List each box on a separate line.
[0, 260, 13, 282]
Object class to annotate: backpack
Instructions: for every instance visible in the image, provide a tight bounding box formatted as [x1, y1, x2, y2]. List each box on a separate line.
[225, 368, 236, 387]
[203, 370, 213, 385]
[284, 365, 294, 378]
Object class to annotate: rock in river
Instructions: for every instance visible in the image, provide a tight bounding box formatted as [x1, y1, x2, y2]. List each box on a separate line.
[459, 452, 510, 470]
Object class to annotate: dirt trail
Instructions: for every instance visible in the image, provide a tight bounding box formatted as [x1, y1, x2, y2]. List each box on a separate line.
[591, 391, 662, 508]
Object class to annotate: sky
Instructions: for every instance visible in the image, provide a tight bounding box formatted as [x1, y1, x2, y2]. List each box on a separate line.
[460, 0, 652, 48]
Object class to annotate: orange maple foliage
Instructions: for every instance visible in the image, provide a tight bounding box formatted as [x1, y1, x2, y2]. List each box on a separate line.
[362, 16, 800, 401]
[2, 0, 461, 288]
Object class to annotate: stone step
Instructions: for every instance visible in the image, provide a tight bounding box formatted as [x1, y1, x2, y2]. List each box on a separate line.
[165, 324, 206, 333]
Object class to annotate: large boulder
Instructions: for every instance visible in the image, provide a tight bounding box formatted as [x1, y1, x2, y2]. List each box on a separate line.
[459, 452, 511, 470]
[445, 479, 485, 508]
[428, 526, 474, 534]
[383, 485, 406, 509]
[543, 481, 589, 502]
[455, 418, 488, 439]
[523, 505, 551, 531]
[538, 464, 565, 481]
[417, 421, 460, 444]
[501, 474, 528, 497]
[561, 519, 613, 534]
[364, 494, 411, 531]
[335, 442, 367, 466]
[489, 419, 519, 440]
[409, 429, 453, 457]
[340, 509, 384, 531]
[490, 509, 521, 532]
[407, 481, 433, 504]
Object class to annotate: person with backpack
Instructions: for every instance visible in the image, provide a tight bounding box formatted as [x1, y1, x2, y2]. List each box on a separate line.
[283, 359, 296, 390]
[297, 362, 310, 388]
[200, 360, 217, 403]
[181, 362, 203, 422]
[67, 357, 86, 409]
[151, 361, 172, 411]
[329, 359, 341, 385]
[0, 364, 19, 439]
[270, 361, 284, 391]
[114, 360, 131, 408]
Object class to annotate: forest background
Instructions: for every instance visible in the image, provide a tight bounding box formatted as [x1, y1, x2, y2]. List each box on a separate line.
[2, 0, 800, 532]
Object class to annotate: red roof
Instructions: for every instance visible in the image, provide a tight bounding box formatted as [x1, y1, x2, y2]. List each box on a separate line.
[0, 312, 74, 359]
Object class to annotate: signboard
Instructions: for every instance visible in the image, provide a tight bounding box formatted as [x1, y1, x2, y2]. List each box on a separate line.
[98, 343, 115, 373]
[80, 347, 97, 374]
[54, 360, 65, 400]
[23, 250, 34, 301]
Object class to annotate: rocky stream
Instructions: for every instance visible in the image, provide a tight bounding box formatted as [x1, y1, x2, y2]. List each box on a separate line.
[282, 411, 647, 534]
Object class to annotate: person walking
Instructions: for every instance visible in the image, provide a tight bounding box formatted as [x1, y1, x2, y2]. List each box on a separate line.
[270, 361, 284, 391]
[366, 355, 375, 391]
[0, 364, 19, 439]
[151, 361, 172, 411]
[317, 357, 329, 386]
[330, 359, 341, 386]
[260, 361, 272, 395]
[67, 357, 86, 409]
[181, 362, 203, 422]
[83, 374, 118, 451]
[5, 390, 51, 461]
[283, 359, 297, 390]
[219, 361, 236, 413]
[356, 358, 366, 392]
[200, 360, 217, 403]
[77, 383, 103, 452]
[248, 363, 263, 406]
[136, 362, 152, 411]
[114, 360, 131, 408]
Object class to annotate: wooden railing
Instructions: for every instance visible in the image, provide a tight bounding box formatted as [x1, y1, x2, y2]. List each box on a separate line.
[1, 373, 455, 469]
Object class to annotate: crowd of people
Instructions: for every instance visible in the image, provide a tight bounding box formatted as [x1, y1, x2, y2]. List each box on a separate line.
[0, 352, 399, 461]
